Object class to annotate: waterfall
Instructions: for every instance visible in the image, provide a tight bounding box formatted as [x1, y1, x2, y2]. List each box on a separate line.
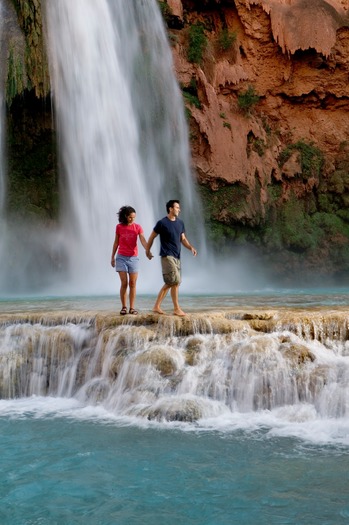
[1, 310, 349, 422]
[0, 0, 265, 297]
[43, 0, 202, 295]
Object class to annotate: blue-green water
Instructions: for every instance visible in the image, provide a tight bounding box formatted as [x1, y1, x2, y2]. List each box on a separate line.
[2, 287, 349, 314]
[1, 403, 349, 525]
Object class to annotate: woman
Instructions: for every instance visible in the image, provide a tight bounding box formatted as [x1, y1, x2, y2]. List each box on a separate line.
[110, 205, 148, 315]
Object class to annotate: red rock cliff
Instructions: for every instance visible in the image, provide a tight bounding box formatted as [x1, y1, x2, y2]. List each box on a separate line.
[164, 0, 349, 283]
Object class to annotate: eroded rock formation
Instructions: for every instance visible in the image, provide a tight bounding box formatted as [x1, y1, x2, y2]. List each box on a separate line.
[166, 0, 349, 283]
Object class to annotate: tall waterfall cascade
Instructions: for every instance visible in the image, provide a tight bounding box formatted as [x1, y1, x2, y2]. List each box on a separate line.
[0, 0, 204, 296]
[44, 0, 202, 295]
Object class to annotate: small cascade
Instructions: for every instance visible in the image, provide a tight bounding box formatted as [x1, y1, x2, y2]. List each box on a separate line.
[1, 309, 349, 423]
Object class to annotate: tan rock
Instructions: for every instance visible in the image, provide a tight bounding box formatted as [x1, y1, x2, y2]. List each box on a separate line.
[167, 0, 183, 21]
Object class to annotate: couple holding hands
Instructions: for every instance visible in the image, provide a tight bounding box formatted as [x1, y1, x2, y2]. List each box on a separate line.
[110, 200, 197, 317]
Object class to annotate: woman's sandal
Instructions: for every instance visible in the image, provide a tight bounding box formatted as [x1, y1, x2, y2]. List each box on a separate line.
[129, 308, 138, 315]
[120, 306, 127, 315]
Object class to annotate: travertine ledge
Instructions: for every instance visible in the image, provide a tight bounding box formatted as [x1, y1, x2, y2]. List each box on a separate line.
[1, 307, 349, 340]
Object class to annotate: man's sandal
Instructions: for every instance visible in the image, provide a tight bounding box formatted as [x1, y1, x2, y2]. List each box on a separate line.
[129, 308, 138, 315]
[120, 306, 127, 315]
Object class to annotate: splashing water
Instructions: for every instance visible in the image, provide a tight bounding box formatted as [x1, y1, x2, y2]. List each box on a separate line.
[1, 309, 349, 443]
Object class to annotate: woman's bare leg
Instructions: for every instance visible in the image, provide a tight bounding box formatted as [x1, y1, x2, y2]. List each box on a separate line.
[129, 273, 138, 310]
[118, 271, 128, 308]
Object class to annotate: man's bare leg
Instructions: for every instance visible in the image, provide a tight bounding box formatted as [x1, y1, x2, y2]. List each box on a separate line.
[171, 284, 186, 316]
[153, 284, 170, 314]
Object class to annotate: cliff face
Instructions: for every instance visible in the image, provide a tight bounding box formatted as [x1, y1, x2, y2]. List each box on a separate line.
[166, 0, 349, 283]
[1, 0, 57, 225]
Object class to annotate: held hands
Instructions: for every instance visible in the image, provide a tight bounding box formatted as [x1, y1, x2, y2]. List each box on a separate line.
[146, 250, 154, 260]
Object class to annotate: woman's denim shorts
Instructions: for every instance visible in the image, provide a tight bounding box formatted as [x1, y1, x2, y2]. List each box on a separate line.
[115, 255, 139, 274]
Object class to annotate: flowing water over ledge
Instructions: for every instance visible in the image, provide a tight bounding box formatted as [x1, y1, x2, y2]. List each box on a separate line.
[1, 301, 349, 433]
[1, 294, 349, 524]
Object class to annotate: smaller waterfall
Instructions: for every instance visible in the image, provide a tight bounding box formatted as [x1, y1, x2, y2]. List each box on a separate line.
[1, 310, 349, 425]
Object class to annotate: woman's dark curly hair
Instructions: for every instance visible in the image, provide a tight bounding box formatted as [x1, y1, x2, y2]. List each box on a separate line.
[118, 205, 136, 225]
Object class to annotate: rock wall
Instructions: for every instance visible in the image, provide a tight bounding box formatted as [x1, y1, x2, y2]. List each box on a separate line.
[165, 0, 349, 283]
[2, 0, 57, 224]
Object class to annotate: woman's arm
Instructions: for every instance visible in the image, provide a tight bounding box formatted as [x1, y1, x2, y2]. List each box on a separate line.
[110, 233, 119, 267]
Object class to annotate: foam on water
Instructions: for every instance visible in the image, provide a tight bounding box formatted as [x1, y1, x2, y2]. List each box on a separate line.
[1, 395, 349, 448]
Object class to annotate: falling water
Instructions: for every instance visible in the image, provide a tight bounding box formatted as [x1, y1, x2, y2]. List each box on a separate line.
[43, 0, 201, 295]
[1, 310, 349, 426]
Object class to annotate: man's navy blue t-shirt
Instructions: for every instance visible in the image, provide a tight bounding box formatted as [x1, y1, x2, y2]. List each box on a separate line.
[154, 217, 185, 259]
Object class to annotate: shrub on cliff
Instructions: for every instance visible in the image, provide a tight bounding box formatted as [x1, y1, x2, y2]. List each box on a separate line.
[238, 86, 260, 114]
[216, 28, 237, 52]
[187, 23, 207, 64]
[278, 141, 324, 179]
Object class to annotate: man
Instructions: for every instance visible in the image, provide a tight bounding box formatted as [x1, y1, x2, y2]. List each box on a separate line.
[146, 200, 197, 316]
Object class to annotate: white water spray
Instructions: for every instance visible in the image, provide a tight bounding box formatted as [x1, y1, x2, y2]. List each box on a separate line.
[44, 0, 201, 295]
[1, 312, 349, 442]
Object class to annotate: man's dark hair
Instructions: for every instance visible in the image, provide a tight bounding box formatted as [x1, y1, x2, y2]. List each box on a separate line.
[166, 200, 180, 213]
[118, 205, 136, 225]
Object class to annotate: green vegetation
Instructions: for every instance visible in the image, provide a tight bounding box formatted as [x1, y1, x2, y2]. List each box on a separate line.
[247, 133, 265, 157]
[183, 91, 201, 109]
[262, 117, 272, 136]
[238, 85, 260, 114]
[182, 78, 201, 111]
[187, 23, 207, 64]
[9, 0, 50, 100]
[216, 28, 237, 52]
[198, 183, 250, 246]
[223, 121, 231, 130]
[278, 140, 324, 178]
[6, 47, 25, 105]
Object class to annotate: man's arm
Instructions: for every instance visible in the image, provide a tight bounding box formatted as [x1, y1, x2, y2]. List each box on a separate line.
[146, 230, 158, 260]
[181, 233, 197, 256]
